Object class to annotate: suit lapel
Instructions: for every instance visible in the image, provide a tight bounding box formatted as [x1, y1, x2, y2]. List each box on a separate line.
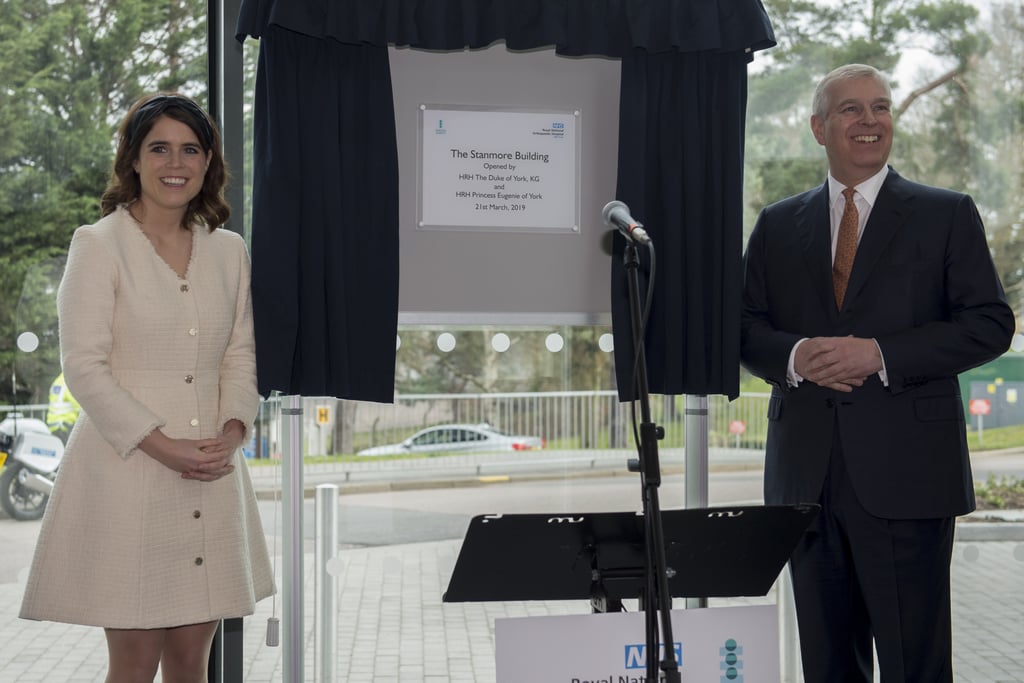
[843, 171, 914, 310]
[796, 184, 836, 316]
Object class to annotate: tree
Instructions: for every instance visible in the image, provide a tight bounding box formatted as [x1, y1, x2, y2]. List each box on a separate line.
[746, 0, 1023, 331]
[393, 327, 616, 396]
[0, 0, 206, 405]
[748, 0, 989, 206]
[972, 3, 1024, 312]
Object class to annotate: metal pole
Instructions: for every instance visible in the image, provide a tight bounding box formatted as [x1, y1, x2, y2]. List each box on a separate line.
[684, 394, 709, 610]
[316, 484, 339, 683]
[281, 395, 304, 683]
[207, 619, 243, 683]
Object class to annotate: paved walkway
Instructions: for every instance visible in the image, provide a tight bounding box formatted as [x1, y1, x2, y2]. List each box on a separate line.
[1, 534, 1022, 682]
[0, 449, 1022, 682]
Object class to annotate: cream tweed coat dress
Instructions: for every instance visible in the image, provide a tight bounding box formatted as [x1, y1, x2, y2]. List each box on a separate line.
[20, 206, 274, 629]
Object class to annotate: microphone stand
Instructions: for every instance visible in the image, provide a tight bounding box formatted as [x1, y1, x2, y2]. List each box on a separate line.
[622, 240, 681, 683]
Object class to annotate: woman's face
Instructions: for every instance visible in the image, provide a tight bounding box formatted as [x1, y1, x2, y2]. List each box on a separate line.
[132, 115, 211, 216]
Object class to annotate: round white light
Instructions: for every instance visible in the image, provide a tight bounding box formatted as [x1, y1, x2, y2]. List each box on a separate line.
[598, 333, 615, 353]
[437, 332, 457, 352]
[545, 333, 564, 353]
[16, 331, 39, 353]
[491, 333, 511, 353]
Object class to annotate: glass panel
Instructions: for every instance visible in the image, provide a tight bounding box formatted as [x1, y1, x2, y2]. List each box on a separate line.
[0, 0, 240, 678]
[2, 1, 1021, 681]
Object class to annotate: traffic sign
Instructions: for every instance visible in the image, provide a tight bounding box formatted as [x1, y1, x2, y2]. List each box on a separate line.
[968, 399, 991, 416]
[728, 420, 746, 435]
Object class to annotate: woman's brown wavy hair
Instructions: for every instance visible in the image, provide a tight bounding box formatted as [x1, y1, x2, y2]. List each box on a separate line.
[100, 93, 231, 231]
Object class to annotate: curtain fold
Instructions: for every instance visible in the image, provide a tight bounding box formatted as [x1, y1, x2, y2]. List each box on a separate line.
[237, 0, 775, 56]
[248, 25, 399, 400]
[237, 0, 772, 400]
[610, 49, 748, 400]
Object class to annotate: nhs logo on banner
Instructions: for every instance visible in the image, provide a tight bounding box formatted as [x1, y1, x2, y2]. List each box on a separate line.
[623, 641, 683, 669]
[493, 605, 778, 682]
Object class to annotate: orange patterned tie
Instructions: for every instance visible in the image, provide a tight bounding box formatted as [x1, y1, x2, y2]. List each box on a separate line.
[832, 187, 859, 309]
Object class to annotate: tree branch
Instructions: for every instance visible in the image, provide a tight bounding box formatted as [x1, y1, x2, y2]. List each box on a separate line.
[894, 66, 963, 119]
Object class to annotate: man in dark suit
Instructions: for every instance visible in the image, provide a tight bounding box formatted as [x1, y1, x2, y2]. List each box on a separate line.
[741, 63, 1015, 681]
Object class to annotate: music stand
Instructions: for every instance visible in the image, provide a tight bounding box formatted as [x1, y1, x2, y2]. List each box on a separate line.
[443, 504, 818, 604]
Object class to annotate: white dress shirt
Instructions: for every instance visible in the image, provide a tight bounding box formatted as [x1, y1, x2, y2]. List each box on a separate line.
[787, 166, 890, 387]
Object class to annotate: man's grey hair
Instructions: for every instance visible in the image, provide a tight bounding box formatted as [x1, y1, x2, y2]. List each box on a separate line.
[812, 64, 892, 120]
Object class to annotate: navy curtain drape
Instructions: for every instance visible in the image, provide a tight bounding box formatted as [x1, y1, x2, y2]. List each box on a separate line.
[245, 27, 399, 401]
[236, 0, 774, 401]
[611, 49, 750, 400]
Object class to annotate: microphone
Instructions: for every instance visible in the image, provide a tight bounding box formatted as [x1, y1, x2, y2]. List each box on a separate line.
[602, 200, 651, 244]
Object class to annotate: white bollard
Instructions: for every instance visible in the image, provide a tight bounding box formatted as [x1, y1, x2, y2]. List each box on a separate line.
[316, 484, 339, 683]
[684, 394, 709, 610]
[777, 563, 803, 682]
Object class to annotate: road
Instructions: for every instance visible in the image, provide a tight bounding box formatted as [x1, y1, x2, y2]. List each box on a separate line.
[319, 469, 765, 547]
[1, 448, 1021, 583]
[0, 469, 763, 584]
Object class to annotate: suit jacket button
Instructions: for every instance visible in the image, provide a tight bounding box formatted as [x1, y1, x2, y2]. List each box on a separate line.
[825, 398, 835, 408]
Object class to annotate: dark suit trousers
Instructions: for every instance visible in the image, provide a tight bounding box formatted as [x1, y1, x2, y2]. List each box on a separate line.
[789, 429, 955, 682]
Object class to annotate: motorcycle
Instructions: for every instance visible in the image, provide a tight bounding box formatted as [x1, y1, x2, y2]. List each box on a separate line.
[0, 413, 64, 521]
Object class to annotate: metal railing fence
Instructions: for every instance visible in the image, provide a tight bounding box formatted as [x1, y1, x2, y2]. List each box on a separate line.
[2, 391, 772, 458]
[0, 404, 48, 423]
[251, 391, 771, 457]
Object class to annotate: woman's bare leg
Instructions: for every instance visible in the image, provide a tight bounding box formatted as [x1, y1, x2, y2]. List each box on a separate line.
[159, 620, 220, 683]
[105, 621, 219, 683]
[104, 628, 163, 683]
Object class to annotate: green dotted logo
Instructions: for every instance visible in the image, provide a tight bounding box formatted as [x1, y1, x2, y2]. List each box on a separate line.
[719, 638, 743, 682]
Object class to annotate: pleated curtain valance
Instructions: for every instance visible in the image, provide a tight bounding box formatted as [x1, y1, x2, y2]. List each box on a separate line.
[236, 0, 776, 56]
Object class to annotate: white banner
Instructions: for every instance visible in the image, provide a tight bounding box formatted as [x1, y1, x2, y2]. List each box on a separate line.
[495, 605, 779, 682]
[418, 106, 579, 233]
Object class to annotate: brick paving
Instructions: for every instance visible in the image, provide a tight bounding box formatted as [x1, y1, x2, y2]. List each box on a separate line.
[0, 530, 1021, 682]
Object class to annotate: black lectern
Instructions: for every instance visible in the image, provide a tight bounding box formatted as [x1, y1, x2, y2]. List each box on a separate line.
[443, 504, 818, 604]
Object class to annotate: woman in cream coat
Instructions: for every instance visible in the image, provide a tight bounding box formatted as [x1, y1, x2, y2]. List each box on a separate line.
[20, 93, 274, 682]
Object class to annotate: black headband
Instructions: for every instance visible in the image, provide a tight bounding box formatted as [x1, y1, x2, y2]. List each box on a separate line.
[126, 95, 215, 150]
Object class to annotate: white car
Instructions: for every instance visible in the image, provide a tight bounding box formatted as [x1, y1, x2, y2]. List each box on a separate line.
[357, 423, 544, 457]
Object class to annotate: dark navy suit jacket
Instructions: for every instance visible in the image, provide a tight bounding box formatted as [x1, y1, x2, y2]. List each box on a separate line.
[740, 169, 1015, 520]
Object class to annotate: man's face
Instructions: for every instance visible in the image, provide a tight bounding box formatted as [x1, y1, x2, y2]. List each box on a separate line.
[810, 75, 893, 187]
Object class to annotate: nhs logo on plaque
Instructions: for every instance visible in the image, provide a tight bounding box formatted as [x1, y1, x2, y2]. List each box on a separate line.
[623, 642, 683, 669]
[532, 120, 567, 139]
